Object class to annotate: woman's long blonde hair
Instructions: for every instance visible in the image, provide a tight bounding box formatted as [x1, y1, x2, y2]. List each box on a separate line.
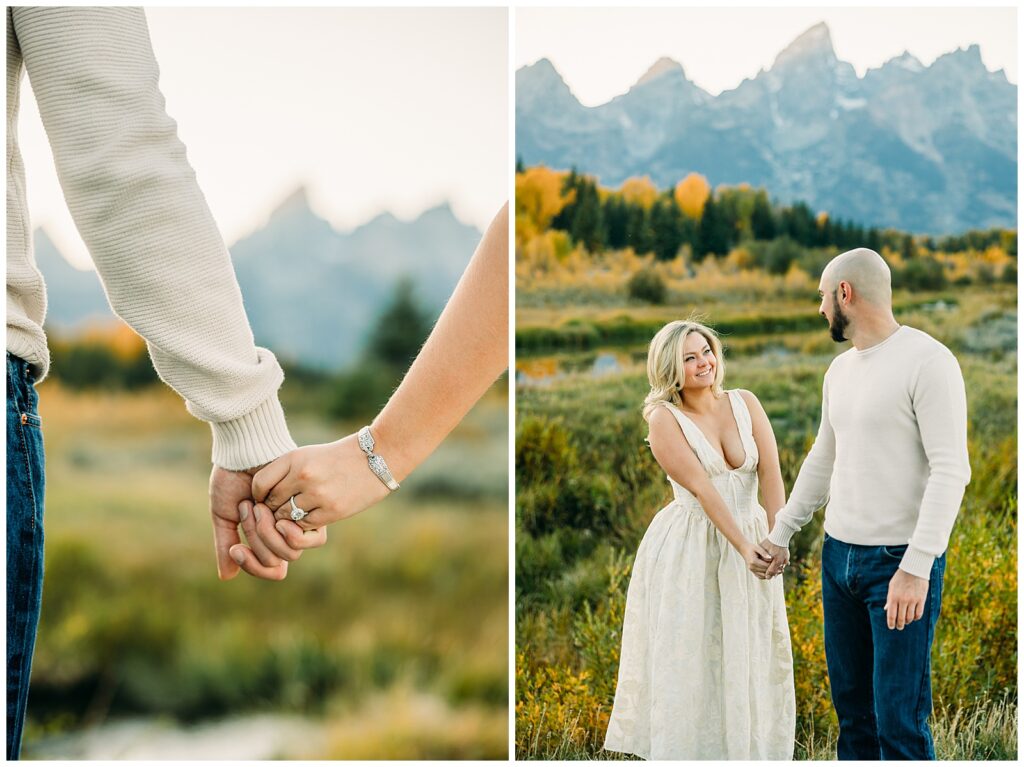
[642, 319, 726, 421]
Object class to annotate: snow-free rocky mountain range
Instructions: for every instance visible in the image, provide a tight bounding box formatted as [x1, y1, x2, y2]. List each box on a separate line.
[35, 189, 482, 369]
[516, 22, 1016, 234]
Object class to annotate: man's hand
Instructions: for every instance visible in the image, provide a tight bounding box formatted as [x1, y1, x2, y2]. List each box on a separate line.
[209, 466, 289, 581]
[884, 568, 929, 630]
[760, 538, 790, 579]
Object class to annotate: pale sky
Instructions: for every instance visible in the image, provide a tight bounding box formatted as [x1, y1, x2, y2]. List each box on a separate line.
[17, 7, 508, 269]
[517, 6, 1017, 106]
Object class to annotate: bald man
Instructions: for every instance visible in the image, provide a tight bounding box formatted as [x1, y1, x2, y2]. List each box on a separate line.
[760, 248, 970, 760]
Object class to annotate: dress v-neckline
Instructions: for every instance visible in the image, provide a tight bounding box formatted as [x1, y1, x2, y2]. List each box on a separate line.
[672, 391, 748, 472]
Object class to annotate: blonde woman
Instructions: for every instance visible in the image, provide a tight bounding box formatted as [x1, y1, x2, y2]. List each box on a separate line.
[604, 320, 795, 760]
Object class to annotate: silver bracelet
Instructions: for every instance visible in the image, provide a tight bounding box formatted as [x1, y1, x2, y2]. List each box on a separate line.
[357, 426, 400, 491]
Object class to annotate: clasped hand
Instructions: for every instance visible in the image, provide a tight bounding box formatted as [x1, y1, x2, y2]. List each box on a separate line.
[209, 433, 392, 580]
[745, 538, 789, 580]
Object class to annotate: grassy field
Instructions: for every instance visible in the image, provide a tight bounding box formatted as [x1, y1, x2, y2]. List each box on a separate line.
[514, 284, 1017, 760]
[23, 379, 509, 760]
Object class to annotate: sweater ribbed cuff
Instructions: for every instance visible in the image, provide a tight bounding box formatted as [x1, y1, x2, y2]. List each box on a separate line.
[899, 546, 936, 580]
[767, 519, 800, 548]
[209, 395, 297, 471]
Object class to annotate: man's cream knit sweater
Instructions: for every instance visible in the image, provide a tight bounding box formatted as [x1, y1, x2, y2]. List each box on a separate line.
[7, 7, 296, 470]
[767, 326, 971, 579]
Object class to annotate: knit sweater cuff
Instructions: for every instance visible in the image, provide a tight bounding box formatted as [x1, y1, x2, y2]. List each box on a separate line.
[209, 395, 298, 471]
[899, 546, 936, 580]
[767, 519, 800, 548]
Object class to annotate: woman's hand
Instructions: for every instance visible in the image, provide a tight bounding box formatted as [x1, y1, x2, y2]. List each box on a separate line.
[210, 465, 328, 580]
[251, 433, 393, 532]
[741, 540, 773, 580]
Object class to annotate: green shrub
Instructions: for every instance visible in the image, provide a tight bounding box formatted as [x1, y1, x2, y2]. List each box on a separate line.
[626, 268, 667, 304]
[896, 257, 947, 290]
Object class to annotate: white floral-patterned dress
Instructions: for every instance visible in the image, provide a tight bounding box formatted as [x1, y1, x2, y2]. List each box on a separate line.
[604, 391, 795, 760]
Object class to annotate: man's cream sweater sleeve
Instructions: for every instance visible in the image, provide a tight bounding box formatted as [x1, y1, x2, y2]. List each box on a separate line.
[899, 351, 971, 578]
[13, 7, 296, 470]
[767, 373, 836, 547]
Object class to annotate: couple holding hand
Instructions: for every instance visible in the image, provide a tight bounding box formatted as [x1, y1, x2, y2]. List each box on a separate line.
[7, 7, 507, 760]
[604, 248, 970, 761]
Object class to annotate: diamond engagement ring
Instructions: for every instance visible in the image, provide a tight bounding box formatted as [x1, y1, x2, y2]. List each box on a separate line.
[289, 495, 307, 522]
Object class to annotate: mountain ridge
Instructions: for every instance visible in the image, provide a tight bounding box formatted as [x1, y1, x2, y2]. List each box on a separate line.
[36, 197, 482, 370]
[516, 23, 1016, 233]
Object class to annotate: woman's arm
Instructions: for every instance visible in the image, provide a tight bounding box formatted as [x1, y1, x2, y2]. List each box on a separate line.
[230, 203, 509, 570]
[648, 407, 771, 578]
[367, 200, 509, 481]
[739, 390, 786, 529]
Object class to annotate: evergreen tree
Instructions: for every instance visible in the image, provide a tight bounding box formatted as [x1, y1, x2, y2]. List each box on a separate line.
[750, 191, 776, 240]
[365, 278, 432, 372]
[604, 196, 630, 249]
[697, 196, 730, 259]
[650, 197, 683, 261]
[550, 168, 580, 232]
[677, 214, 699, 255]
[781, 202, 815, 246]
[901, 233, 915, 261]
[816, 216, 833, 248]
[570, 179, 606, 252]
[626, 203, 655, 255]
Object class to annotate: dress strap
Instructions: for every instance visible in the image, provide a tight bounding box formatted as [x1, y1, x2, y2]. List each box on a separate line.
[661, 402, 720, 473]
[728, 390, 759, 466]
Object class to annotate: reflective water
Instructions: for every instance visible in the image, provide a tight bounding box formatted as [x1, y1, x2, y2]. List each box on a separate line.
[515, 348, 647, 387]
[25, 714, 325, 760]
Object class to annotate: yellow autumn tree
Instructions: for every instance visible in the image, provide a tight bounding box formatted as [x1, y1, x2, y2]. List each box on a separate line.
[620, 176, 658, 210]
[515, 166, 575, 246]
[674, 173, 711, 219]
[81, 320, 147, 362]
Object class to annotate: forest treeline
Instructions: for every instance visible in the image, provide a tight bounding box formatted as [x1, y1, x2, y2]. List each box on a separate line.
[515, 163, 1017, 288]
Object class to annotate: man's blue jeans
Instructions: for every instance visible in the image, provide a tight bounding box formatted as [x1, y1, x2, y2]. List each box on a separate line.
[821, 533, 944, 760]
[6, 353, 46, 761]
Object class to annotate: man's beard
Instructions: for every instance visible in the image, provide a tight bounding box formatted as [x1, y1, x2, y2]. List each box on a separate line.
[829, 293, 850, 342]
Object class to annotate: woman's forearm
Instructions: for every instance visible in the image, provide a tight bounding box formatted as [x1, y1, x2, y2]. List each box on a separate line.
[694, 485, 752, 555]
[370, 203, 509, 480]
[758, 467, 786, 529]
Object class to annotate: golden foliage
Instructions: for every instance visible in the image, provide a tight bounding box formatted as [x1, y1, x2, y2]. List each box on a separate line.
[516, 167, 575, 246]
[515, 654, 609, 757]
[78, 320, 147, 362]
[619, 176, 658, 211]
[674, 173, 711, 219]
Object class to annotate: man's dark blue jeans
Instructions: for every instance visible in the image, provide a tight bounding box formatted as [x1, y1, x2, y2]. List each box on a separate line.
[6, 353, 46, 761]
[821, 533, 945, 760]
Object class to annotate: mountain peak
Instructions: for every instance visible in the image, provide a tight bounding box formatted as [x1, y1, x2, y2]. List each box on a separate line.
[636, 56, 685, 87]
[774, 21, 836, 67]
[931, 42, 992, 77]
[516, 56, 581, 110]
[269, 185, 314, 221]
[415, 201, 461, 224]
[519, 56, 567, 86]
[890, 50, 924, 72]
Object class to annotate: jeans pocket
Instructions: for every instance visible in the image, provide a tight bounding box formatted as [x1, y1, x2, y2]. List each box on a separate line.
[19, 412, 41, 429]
[881, 544, 908, 560]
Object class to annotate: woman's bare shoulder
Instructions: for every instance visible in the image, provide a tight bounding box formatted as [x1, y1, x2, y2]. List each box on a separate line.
[648, 402, 680, 429]
[735, 388, 764, 413]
